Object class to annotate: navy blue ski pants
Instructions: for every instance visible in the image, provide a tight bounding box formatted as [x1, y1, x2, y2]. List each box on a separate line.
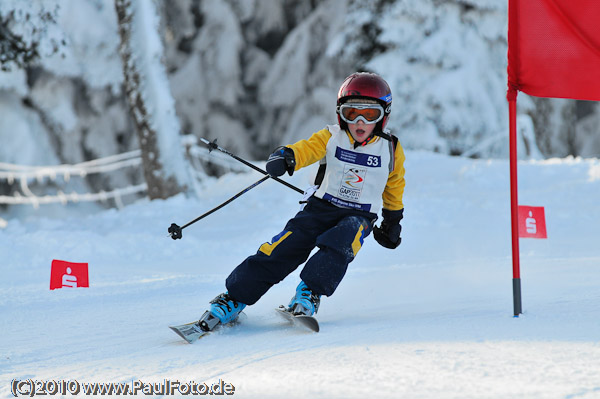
[226, 196, 377, 305]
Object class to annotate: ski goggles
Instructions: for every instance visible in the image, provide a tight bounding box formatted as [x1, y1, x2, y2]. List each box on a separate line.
[337, 103, 385, 124]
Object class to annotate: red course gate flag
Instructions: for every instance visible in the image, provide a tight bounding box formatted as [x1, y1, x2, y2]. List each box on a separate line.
[50, 259, 89, 290]
[507, 0, 600, 101]
[507, 0, 600, 316]
[518, 206, 547, 239]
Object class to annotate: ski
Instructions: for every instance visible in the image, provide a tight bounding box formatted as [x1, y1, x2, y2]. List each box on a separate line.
[169, 312, 246, 343]
[275, 305, 320, 332]
[169, 321, 210, 343]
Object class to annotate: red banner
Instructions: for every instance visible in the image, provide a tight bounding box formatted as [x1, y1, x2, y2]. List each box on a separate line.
[507, 0, 600, 101]
[518, 206, 548, 239]
[50, 260, 89, 290]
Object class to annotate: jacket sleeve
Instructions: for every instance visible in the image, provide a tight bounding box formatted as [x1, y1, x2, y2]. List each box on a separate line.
[382, 141, 406, 211]
[287, 128, 331, 170]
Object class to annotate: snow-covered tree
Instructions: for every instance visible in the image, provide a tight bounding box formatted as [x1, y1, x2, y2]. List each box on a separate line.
[115, 0, 194, 200]
[0, 0, 65, 71]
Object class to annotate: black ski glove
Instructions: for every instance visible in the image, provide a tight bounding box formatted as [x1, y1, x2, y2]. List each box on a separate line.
[266, 146, 296, 177]
[373, 208, 403, 249]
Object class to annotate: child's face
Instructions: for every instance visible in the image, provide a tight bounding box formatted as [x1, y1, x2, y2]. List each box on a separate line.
[348, 120, 377, 143]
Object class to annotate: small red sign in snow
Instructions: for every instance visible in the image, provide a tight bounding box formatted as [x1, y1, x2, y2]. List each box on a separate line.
[50, 260, 89, 290]
[518, 206, 547, 239]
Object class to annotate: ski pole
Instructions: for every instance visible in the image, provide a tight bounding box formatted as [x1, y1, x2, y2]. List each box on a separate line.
[168, 175, 270, 240]
[200, 138, 304, 194]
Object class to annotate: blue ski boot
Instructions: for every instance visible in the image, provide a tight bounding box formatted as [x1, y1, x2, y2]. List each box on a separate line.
[198, 293, 246, 331]
[288, 281, 321, 316]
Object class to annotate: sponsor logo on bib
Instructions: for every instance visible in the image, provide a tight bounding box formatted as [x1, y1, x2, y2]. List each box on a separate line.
[339, 166, 367, 201]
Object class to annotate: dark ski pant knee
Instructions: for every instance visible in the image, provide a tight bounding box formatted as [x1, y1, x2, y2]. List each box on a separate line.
[225, 197, 375, 305]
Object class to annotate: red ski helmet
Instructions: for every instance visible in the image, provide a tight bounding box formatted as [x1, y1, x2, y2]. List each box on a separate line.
[336, 72, 392, 131]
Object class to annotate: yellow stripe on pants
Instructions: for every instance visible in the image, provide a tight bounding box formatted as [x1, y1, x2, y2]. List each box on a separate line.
[351, 225, 365, 256]
[259, 231, 293, 256]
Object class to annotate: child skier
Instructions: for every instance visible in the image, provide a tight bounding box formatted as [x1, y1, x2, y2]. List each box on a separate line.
[198, 72, 406, 332]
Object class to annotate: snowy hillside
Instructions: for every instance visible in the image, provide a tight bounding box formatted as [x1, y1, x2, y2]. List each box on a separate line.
[2, 151, 600, 398]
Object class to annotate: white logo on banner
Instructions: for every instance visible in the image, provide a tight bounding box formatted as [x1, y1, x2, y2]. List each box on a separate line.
[525, 211, 537, 234]
[62, 267, 78, 288]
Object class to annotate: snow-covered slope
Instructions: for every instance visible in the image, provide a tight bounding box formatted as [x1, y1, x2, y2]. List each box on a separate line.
[1, 152, 600, 398]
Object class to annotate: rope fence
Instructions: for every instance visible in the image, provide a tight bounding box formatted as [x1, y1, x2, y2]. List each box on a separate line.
[0, 135, 243, 209]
